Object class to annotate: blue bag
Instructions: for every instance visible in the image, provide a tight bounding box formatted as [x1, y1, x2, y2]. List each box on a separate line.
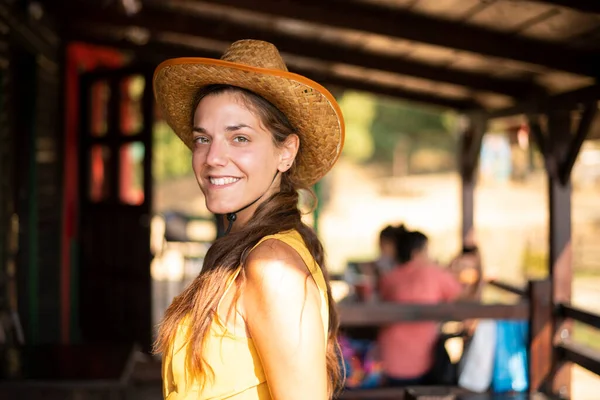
[492, 320, 529, 393]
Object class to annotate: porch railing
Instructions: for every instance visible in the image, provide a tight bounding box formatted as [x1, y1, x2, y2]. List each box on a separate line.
[558, 304, 600, 377]
[336, 279, 600, 399]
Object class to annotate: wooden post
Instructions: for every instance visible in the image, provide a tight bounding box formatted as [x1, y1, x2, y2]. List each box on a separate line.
[528, 280, 553, 394]
[549, 174, 573, 398]
[528, 102, 598, 397]
[546, 110, 573, 398]
[459, 113, 487, 247]
[461, 178, 474, 243]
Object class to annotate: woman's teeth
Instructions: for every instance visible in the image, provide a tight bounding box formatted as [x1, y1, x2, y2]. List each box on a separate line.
[210, 177, 240, 186]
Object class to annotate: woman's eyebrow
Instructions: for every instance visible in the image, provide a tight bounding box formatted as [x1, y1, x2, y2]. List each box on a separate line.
[226, 123, 253, 132]
[192, 126, 207, 134]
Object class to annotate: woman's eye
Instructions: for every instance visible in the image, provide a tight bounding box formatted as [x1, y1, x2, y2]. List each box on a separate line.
[233, 136, 249, 143]
[194, 136, 210, 144]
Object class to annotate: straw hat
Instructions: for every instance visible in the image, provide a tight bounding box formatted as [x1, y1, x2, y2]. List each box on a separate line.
[153, 39, 345, 186]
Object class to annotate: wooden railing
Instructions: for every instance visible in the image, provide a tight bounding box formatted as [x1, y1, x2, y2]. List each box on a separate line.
[557, 341, 600, 377]
[487, 279, 527, 297]
[561, 304, 600, 330]
[340, 301, 530, 326]
[336, 279, 600, 399]
[557, 304, 600, 377]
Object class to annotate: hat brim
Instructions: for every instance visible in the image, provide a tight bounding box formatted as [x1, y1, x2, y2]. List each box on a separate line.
[153, 58, 345, 187]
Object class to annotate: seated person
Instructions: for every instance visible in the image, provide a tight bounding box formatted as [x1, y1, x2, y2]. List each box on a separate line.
[378, 226, 462, 386]
[448, 230, 483, 301]
[352, 225, 399, 302]
[375, 225, 398, 275]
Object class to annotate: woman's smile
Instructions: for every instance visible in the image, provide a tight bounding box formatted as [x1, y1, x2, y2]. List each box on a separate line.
[208, 176, 242, 188]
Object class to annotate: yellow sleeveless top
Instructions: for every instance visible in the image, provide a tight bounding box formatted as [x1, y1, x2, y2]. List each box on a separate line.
[162, 230, 330, 400]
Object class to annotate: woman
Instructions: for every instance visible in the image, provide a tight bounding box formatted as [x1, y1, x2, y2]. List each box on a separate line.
[378, 226, 462, 386]
[153, 40, 345, 399]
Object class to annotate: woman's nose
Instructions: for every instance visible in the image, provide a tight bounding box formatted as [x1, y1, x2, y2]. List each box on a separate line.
[205, 140, 228, 167]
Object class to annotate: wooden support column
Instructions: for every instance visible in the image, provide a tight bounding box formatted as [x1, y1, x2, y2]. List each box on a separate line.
[528, 101, 597, 398]
[461, 178, 474, 244]
[548, 110, 574, 398]
[529, 279, 553, 394]
[459, 113, 487, 247]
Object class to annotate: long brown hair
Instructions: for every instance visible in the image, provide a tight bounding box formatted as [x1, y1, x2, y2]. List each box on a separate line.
[154, 84, 342, 396]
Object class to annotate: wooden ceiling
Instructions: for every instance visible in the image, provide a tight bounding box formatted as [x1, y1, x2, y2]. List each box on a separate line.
[60, 0, 600, 113]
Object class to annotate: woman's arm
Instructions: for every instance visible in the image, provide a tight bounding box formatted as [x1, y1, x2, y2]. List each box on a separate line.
[242, 239, 328, 400]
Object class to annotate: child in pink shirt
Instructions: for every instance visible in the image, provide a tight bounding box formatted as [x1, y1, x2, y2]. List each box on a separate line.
[377, 227, 462, 385]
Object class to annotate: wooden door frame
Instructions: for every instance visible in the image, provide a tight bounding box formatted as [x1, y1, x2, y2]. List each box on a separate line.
[76, 65, 154, 351]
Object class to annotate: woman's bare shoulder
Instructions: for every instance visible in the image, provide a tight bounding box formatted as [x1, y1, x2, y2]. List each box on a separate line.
[243, 238, 318, 301]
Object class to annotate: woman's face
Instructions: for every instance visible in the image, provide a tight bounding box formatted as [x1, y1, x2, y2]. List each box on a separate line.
[379, 237, 395, 260]
[191, 92, 297, 216]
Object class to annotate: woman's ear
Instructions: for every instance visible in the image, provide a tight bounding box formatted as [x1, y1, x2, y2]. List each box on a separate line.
[278, 134, 300, 172]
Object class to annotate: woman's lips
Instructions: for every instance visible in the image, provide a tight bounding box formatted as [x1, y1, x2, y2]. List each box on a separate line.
[207, 176, 241, 188]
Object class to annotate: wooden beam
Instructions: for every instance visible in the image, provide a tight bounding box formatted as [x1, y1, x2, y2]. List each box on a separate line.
[527, 114, 553, 177]
[67, 32, 223, 61]
[67, 29, 480, 110]
[529, 0, 600, 14]
[489, 84, 600, 119]
[66, 3, 543, 98]
[550, 85, 600, 111]
[0, 2, 57, 60]
[315, 74, 477, 110]
[193, 0, 600, 76]
[560, 102, 597, 185]
[339, 302, 530, 327]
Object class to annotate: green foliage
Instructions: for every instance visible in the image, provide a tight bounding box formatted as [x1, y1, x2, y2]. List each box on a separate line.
[369, 96, 456, 166]
[338, 92, 376, 163]
[573, 321, 600, 351]
[521, 243, 548, 280]
[153, 120, 194, 183]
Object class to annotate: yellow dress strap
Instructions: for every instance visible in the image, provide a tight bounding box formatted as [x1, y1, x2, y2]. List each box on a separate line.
[218, 229, 325, 315]
[217, 230, 329, 343]
[251, 229, 329, 345]
[252, 230, 328, 294]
